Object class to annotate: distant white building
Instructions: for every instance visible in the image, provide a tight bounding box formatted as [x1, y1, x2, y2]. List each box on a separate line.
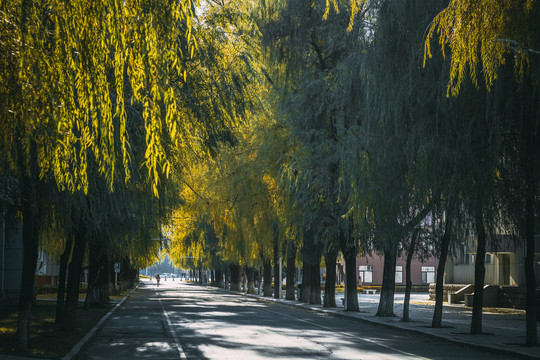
[444, 231, 540, 310]
[445, 234, 540, 287]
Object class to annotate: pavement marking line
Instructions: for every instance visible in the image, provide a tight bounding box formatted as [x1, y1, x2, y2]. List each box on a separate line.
[157, 289, 187, 360]
[259, 306, 433, 360]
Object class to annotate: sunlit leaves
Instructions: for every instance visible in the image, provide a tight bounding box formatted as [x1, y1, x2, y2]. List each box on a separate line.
[424, 0, 535, 96]
[0, 0, 198, 195]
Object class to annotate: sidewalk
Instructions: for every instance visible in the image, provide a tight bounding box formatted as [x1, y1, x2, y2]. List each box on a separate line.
[236, 288, 539, 359]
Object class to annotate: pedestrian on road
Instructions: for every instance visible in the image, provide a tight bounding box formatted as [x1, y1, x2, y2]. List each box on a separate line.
[156, 274, 160, 286]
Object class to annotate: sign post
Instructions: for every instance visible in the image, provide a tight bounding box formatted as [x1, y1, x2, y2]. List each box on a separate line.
[114, 262, 121, 291]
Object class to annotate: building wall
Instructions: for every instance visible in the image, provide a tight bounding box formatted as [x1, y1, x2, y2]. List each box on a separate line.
[446, 252, 521, 286]
[353, 254, 439, 286]
[449, 264, 474, 284]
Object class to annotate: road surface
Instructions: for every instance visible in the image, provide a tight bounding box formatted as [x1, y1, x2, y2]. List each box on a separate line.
[80, 281, 519, 359]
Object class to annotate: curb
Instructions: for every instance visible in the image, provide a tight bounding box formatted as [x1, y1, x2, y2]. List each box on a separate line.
[61, 283, 141, 360]
[206, 285, 538, 360]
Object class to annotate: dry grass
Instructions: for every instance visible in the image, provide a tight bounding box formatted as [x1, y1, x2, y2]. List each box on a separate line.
[409, 300, 526, 315]
[0, 300, 112, 359]
[0, 288, 133, 359]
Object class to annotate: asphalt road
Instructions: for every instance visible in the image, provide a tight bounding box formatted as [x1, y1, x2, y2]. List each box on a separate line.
[80, 281, 519, 360]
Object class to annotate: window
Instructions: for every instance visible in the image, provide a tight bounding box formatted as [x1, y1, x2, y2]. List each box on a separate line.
[485, 254, 491, 264]
[359, 265, 373, 284]
[422, 266, 436, 284]
[395, 266, 403, 284]
[457, 246, 470, 265]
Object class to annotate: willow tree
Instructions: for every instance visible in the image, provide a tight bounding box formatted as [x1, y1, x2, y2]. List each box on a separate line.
[260, 0, 371, 309]
[331, 0, 441, 317]
[253, 110, 299, 299]
[170, 127, 285, 294]
[425, 0, 540, 345]
[0, 0, 268, 349]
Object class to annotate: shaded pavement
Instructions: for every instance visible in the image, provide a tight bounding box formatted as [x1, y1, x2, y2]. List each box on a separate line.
[248, 286, 539, 359]
[76, 280, 538, 359]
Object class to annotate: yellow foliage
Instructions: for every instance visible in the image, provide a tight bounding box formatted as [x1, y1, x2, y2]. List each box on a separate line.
[0, 0, 198, 194]
[424, 0, 534, 96]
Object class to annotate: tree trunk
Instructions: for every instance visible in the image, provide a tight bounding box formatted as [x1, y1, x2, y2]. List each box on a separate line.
[215, 268, 223, 288]
[471, 208, 486, 334]
[285, 238, 297, 300]
[301, 261, 311, 303]
[125, 259, 134, 289]
[257, 267, 262, 294]
[242, 268, 247, 293]
[376, 246, 397, 317]
[99, 254, 110, 304]
[403, 230, 418, 322]
[246, 267, 256, 294]
[16, 185, 40, 350]
[85, 239, 102, 310]
[63, 226, 88, 331]
[230, 264, 241, 291]
[432, 209, 453, 327]
[324, 253, 337, 308]
[15, 3, 39, 351]
[344, 250, 359, 311]
[309, 262, 321, 305]
[524, 192, 537, 346]
[263, 261, 272, 297]
[55, 235, 73, 326]
[273, 237, 280, 299]
[225, 267, 230, 289]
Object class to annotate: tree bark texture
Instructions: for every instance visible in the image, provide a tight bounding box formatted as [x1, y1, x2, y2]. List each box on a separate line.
[230, 264, 241, 291]
[123, 258, 134, 289]
[240, 268, 248, 293]
[403, 229, 418, 322]
[301, 262, 311, 303]
[376, 246, 397, 317]
[432, 210, 453, 328]
[99, 255, 110, 304]
[215, 268, 223, 288]
[309, 262, 321, 305]
[471, 208, 486, 334]
[273, 235, 280, 299]
[246, 267, 256, 294]
[16, 1, 38, 351]
[55, 235, 73, 326]
[85, 239, 110, 309]
[324, 253, 337, 308]
[263, 261, 273, 296]
[285, 238, 297, 300]
[17, 187, 40, 350]
[344, 250, 359, 311]
[63, 225, 88, 331]
[524, 192, 537, 346]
